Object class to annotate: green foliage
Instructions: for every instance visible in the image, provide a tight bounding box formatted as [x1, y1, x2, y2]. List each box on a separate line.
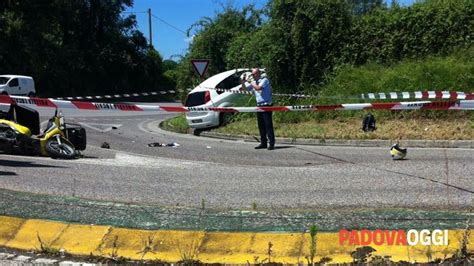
[226, 24, 273, 69]
[319, 49, 474, 120]
[163, 59, 178, 72]
[307, 224, 318, 266]
[186, 5, 263, 76]
[348, 0, 385, 15]
[0, 0, 171, 97]
[37, 232, 61, 256]
[160, 114, 189, 134]
[344, 0, 474, 65]
[266, 0, 353, 91]
[175, 4, 263, 89]
[225, 49, 474, 126]
[321, 48, 474, 97]
[176, 0, 472, 98]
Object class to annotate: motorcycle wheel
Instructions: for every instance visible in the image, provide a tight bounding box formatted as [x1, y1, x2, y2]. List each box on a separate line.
[45, 137, 76, 159]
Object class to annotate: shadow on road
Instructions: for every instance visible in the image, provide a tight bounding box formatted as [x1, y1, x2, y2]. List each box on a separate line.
[81, 155, 99, 159]
[272, 145, 293, 150]
[0, 171, 16, 176]
[0, 159, 66, 168]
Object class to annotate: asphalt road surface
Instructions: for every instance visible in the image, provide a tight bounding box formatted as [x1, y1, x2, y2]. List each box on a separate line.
[0, 105, 472, 211]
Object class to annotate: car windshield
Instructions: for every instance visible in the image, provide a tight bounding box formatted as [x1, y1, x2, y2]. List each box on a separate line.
[185, 91, 208, 107]
[0, 77, 9, 85]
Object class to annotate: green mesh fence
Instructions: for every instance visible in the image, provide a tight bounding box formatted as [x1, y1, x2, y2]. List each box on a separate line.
[0, 188, 471, 232]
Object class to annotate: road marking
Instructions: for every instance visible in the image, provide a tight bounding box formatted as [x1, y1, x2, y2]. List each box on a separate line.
[77, 122, 122, 133]
[138, 119, 251, 145]
[77, 152, 201, 169]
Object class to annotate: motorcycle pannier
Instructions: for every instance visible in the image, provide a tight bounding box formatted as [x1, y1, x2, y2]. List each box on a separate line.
[65, 124, 86, 151]
[9, 104, 40, 135]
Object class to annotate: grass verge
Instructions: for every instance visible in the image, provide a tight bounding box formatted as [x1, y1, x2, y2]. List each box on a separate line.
[161, 113, 473, 140]
[160, 114, 189, 134]
[216, 114, 473, 140]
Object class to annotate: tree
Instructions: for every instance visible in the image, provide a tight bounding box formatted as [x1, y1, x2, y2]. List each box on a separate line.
[0, 0, 168, 97]
[265, 0, 352, 92]
[175, 4, 263, 89]
[347, 0, 385, 15]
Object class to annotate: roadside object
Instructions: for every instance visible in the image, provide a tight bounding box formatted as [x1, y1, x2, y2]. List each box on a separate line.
[390, 143, 407, 160]
[101, 142, 110, 149]
[0, 75, 36, 96]
[148, 142, 180, 147]
[362, 113, 376, 132]
[0, 104, 85, 159]
[206, 146, 212, 149]
[65, 124, 87, 151]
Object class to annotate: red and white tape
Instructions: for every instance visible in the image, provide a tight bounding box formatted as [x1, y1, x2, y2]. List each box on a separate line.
[361, 91, 473, 100]
[201, 87, 474, 100]
[55, 88, 473, 101]
[54, 89, 188, 100]
[1, 95, 473, 113]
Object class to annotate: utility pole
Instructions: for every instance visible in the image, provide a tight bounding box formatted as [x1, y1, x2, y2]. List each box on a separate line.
[148, 8, 153, 47]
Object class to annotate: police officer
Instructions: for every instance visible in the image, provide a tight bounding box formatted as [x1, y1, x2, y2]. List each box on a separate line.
[241, 68, 275, 150]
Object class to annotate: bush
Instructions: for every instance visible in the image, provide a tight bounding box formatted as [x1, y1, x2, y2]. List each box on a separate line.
[321, 48, 474, 97]
[344, 0, 474, 65]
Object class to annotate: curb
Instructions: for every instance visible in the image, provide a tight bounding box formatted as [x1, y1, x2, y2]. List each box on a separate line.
[0, 216, 472, 263]
[199, 131, 474, 149]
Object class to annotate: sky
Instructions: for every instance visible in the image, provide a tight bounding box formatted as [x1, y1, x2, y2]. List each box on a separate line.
[124, 0, 415, 60]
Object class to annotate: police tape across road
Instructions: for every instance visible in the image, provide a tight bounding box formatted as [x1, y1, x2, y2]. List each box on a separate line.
[0, 95, 473, 113]
[55, 88, 473, 101]
[202, 87, 474, 100]
[360, 90, 474, 100]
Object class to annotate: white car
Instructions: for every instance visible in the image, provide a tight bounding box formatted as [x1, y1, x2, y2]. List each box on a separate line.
[0, 75, 36, 96]
[185, 68, 260, 131]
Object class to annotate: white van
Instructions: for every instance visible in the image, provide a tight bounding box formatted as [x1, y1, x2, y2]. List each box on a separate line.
[0, 75, 36, 96]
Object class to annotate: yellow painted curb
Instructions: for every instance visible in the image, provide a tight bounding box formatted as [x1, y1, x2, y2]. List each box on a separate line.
[6, 219, 68, 251]
[53, 224, 111, 255]
[0, 216, 23, 246]
[0, 215, 472, 263]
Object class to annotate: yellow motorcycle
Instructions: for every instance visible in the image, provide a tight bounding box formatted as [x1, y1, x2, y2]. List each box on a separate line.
[0, 104, 86, 159]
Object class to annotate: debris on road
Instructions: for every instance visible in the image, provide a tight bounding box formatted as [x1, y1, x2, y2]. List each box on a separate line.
[147, 142, 180, 148]
[101, 142, 110, 149]
[390, 143, 407, 160]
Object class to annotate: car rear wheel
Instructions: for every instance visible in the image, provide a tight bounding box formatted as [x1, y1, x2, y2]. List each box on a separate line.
[27, 92, 35, 97]
[219, 112, 233, 126]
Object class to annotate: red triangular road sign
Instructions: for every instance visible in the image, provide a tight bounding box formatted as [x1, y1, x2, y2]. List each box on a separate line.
[191, 59, 210, 79]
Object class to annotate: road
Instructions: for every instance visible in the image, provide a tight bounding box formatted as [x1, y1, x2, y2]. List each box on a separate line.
[0, 104, 472, 211]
